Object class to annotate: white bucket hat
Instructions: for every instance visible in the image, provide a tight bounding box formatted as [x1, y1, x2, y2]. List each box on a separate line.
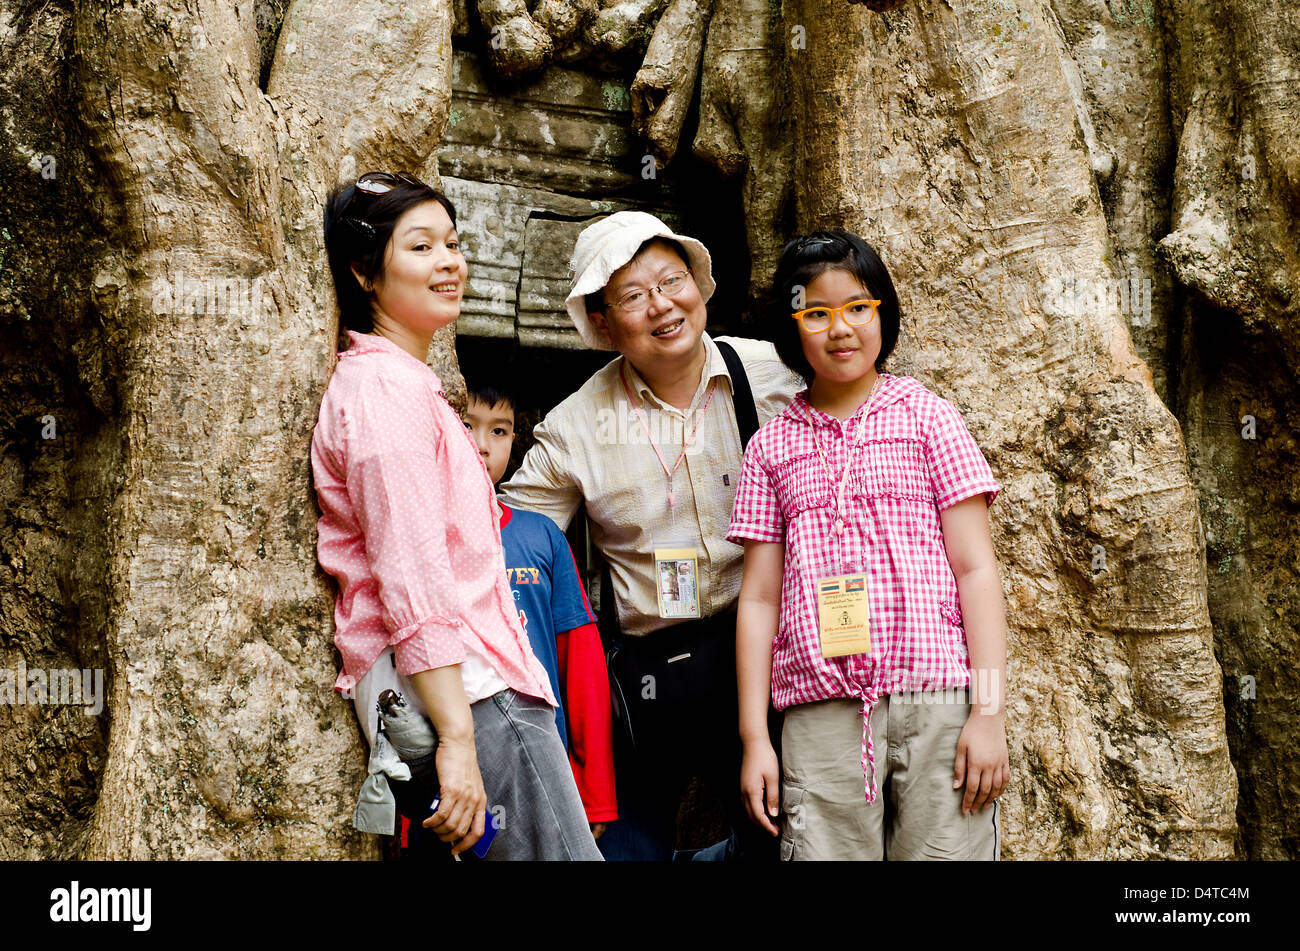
[565, 211, 716, 350]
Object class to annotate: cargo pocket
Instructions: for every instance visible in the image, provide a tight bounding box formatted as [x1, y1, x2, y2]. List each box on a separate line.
[779, 781, 807, 862]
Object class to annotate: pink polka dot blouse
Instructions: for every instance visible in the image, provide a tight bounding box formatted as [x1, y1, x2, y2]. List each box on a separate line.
[311, 330, 555, 703]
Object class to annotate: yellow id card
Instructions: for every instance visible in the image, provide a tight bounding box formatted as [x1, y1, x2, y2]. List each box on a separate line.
[654, 546, 700, 619]
[815, 573, 872, 657]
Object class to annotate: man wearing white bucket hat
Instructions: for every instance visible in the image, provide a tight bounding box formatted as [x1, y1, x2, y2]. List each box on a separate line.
[500, 211, 802, 860]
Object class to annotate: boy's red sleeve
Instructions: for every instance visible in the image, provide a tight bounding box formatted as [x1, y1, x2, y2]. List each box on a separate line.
[556, 621, 618, 823]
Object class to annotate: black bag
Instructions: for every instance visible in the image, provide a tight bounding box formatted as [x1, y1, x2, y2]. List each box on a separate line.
[603, 608, 738, 762]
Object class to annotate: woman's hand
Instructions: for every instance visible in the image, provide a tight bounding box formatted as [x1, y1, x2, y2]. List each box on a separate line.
[953, 710, 1009, 815]
[590, 822, 606, 841]
[409, 665, 484, 855]
[423, 734, 486, 855]
[740, 738, 782, 836]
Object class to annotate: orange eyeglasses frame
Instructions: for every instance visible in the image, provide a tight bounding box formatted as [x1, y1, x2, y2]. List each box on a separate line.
[790, 299, 882, 333]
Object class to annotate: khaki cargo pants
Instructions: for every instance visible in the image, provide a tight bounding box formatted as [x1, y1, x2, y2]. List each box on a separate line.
[779, 692, 1000, 860]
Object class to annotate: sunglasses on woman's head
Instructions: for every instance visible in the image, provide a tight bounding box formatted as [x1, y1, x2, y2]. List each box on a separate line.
[343, 171, 425, 241]
[355, 170, 424, 196]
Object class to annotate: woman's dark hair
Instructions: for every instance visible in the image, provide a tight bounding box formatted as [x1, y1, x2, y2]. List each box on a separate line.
[323, 173, 457, 336]
[767, 229, 901, 383]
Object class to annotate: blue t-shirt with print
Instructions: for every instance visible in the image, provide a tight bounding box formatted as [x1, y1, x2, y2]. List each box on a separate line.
[500, 505, 595, 747]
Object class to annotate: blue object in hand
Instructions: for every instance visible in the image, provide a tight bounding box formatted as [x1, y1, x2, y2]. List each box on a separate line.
[429, 796, 498, 859]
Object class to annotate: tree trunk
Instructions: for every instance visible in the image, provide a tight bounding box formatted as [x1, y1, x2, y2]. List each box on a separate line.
[1161, 0, 1300, 860]
[692, 0, 793, 301]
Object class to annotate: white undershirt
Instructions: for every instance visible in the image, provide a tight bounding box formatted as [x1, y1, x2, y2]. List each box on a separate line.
[351, 644, 508, 752]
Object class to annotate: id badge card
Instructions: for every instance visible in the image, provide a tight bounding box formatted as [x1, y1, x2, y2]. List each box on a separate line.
[653, 540, 700, 620]
[815, 573, 872, 658]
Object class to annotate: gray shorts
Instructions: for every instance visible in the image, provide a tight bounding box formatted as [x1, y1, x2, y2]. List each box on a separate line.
[779, 692, 1000, 861]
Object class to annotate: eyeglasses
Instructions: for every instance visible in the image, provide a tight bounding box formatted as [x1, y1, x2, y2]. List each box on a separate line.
[344, 171, 424, 238]
[791, 299, 881, 333]
[607, 270, 692, 313]
[355, 170, 423, 196]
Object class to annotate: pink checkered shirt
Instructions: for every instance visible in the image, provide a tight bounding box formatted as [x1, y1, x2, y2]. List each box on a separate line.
[311, 331, 555, 704]
[727, 374, 999, 802]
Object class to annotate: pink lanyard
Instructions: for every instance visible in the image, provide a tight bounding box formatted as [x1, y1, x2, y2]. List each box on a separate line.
[809, 376, 881, 535]
[620, 363, 717, 509]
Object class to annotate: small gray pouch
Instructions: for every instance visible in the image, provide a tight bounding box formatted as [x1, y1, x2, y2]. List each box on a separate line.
[352, 726, 412, 835]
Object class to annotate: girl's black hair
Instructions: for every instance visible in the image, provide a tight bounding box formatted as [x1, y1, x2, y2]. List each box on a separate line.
[323, 174, 457, 336]
[767, 229, 901, 383]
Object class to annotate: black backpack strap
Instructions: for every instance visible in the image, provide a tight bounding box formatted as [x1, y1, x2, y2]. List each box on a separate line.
[598, 561, 618, 654]
[715, 339, 759, 451]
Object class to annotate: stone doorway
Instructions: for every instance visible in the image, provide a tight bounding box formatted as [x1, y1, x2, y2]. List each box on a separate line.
[447, 47, 751, 443]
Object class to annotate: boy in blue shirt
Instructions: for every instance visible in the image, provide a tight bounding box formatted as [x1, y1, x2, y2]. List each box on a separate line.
[462, 378, 617, 835]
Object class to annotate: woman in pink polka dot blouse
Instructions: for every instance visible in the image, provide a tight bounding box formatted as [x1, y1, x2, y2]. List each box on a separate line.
[312, 172, 601, 860]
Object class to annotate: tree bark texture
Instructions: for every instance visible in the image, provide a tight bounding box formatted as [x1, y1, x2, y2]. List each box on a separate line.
[692, 0, 793, 301]
[631, 0, 711, 165]
[1, 1, 120, 859]
[1160, 0, 1300, 860]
